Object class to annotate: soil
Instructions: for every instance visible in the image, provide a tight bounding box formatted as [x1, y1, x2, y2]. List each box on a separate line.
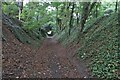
[2, 24, 90, 78]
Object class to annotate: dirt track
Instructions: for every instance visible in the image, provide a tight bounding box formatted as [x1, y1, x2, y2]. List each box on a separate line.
[33, 38, 81, 78]
[2, 25, 90, 78]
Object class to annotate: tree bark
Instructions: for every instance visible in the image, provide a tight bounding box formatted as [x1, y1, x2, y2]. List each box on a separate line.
[80, 2, 90, 32]
[76, 12, 79, 27]
[115, 0, 118, 12]
[17, 0, 23, 20]
[69, 2, 75, 35]
[80, 2, 96, 32]
[56, 6, 59, 30]
[95, 4, 98, 18]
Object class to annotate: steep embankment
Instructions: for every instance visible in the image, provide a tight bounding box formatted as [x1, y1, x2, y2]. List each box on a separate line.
[77, 13, 119, 78]
[2, 13, 46, 78]
[2, 14, 40, 78]
[2, 14, 42, 46]
[56, 13, 119, 78]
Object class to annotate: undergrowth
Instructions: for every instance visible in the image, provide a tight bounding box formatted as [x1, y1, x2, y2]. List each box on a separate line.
[2, 14, 42, 47]
[57, 13, 119, 79]
[78, 13, 119, 79]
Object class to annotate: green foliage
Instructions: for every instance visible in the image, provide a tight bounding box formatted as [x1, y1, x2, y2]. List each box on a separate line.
[51, 2, 61, 7]
[20, 2, 57, 30]
[2, 2, 18, 18]
[77, 13, 119, 78]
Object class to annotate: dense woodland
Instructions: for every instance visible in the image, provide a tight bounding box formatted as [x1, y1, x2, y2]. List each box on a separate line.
[2, 0, 120, 79]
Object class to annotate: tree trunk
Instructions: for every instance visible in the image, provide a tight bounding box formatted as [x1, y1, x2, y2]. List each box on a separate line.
[56, 6, 59, 30]
[118, 1, 120, 26]
[80, 2, 90, 32]
[69, 2, 75, 35]
[80, 2, 96, 32]
[17, 0, 23, 20]
[36, 15, 39, 21]
[95, 5, 98, 18]
[115, 0, 118, 12]
[76, 12, 79, 27]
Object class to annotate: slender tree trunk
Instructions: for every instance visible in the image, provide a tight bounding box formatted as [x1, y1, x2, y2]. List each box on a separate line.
[36, 15, 39, 21]
[76, 12, 79, 27]
[56, 6, 59, 31]
[17, 0, 23, 20]
[18, 7, 21, 20]
[80, 2, 90, 32]
[95, 5, 98, 18]
[118, 1, 120, 26]
[80, 2, 96, 32]
[118, 1, 120, 46]
[69, 2, 75, 35]
[62, 2, 70, 31]
[115, 0, 118, 12]
[59, 4, 66, 31]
